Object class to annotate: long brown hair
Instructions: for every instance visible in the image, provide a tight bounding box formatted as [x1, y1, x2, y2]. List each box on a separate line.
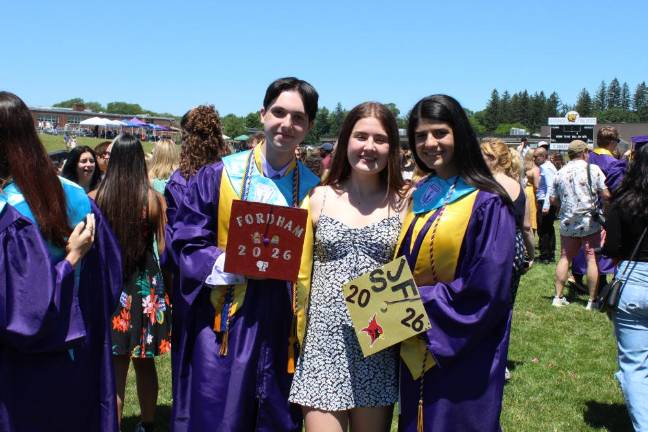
[0, 91, 70, 247]
[324, 102, 404, 198]
[179, 105, 227, 179]
[96, 134, 151, 278]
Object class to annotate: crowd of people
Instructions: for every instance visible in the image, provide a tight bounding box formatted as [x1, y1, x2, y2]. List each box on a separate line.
[1, 79, 647, 432]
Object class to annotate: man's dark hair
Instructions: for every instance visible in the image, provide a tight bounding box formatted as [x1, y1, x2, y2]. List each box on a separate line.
[263, 77, 319, 123]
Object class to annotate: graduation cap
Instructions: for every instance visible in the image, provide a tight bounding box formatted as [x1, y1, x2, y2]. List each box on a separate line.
[631, 135, 648, 151]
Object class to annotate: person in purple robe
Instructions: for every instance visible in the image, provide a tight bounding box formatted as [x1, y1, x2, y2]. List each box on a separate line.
[396, 95, 515, 431]
[161, 105, 229, 426]
[571, 127, 628, 290]
[170, 77, 320, 432]
[0, 91, 122, 432]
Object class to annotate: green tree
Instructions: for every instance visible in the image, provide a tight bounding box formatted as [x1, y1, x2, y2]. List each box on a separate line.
[621, 82, 631, 111]
[607, 78, 621, 109]
[469, 111, 488, 136]
[483, 89, 501, 131]
[106, 101, 144, 115]
[384, 103, 400, 119]
[528, 91, 546, 133]
[633, 82, 647, 112]
[597, 108, 639, 123]
[53, 98, 84, 108]
[594, 81, 607, 111]
[329, 103, 347, 137]
[545, 92, 560, 118]
[574, 88, 593, 116]
[85, 101, 105, 112]
[244, 112, 262, 129]
[518, 90, 531, 126]
[494, 122, 527, 136]
[500, 91, 512, 123]
[221, 114, 246, 138]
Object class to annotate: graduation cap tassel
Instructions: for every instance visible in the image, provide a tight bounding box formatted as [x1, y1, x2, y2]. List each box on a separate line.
[220, 330, 229, 356]
[417, 399, 424, 432]
[417, 347, 428, 432]
[216, 285, 234, 357]
[287, 335, 296, 373]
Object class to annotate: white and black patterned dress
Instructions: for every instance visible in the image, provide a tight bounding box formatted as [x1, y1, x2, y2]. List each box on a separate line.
[289, 203, 401, 410]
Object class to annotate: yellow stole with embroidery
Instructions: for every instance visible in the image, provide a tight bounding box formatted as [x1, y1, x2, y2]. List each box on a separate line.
[396, 181, 479, 380]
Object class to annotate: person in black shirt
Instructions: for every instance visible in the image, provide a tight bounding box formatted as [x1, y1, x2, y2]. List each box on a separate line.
[601, 143, 648, 431]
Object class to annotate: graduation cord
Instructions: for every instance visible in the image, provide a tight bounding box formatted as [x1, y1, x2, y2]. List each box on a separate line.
[417, 177, 459, 432]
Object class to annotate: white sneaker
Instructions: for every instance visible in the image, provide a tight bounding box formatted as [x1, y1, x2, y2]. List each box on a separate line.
[585, 300, 597, 311]
[552, 296, 569, 307]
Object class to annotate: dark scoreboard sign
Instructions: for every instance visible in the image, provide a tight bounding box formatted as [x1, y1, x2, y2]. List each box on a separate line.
[550, 125, 594, 144]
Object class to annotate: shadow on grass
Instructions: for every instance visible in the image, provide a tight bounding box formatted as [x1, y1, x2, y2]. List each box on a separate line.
[122, 404, 171, 432]
[583, 400, 633, 432]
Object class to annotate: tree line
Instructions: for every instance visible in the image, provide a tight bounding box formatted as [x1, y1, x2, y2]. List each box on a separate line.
[53, 98, 176, 119]
[54, 78, 647, 142]
[476, 78, 648, 136]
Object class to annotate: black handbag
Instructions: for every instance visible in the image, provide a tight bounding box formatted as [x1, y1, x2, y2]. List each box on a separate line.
[596, 226, 648, 312]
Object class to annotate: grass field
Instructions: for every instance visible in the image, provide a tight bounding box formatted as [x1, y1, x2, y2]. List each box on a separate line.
[119, 239, 632, 431]
[39, 133, 155, 154]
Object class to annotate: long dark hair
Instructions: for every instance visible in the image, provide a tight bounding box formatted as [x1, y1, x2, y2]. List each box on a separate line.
[612, 144, 648, 220]
[61, 145, 101, 191]
[407, 95, 511, 205]
[96, 134, 151, 278]
[324, 102, 405, 198]
[0, 91, 70, 247]
[179, 105, 227, 179]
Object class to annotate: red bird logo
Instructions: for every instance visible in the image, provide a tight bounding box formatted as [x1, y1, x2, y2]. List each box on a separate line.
[362, 314, 384, 346]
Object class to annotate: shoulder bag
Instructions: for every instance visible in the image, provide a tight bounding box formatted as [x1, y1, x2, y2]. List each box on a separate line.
[596, 226, 648, 313]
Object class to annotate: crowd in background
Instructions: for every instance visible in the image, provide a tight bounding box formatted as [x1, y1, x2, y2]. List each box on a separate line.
[2, 82, 648, 432]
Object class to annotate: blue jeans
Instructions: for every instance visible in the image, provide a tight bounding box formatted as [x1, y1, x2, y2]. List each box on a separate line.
[614, 260, 648, 431]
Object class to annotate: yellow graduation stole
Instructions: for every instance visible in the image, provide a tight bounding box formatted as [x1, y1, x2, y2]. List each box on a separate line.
[395, 189, 479, 380]
[593, 147, 614, 156]
[210, 146, 318, 371]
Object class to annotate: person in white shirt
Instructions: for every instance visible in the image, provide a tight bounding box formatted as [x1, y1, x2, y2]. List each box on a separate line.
[534, 146, 558, 262]
[549, 140, 610, 309]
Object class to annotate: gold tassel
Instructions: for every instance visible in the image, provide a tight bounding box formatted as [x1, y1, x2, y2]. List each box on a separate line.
[212, 312, 221, 332]
[219, 330, 229, 356]
[417, 398, 424, 432]
[287, 336, 296, 373]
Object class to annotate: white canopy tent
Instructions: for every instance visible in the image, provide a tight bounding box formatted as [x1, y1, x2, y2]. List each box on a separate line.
[79, 116, 111, 126]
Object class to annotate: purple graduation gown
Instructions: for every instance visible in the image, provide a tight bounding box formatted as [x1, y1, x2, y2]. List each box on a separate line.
[398, 192, 514, 432]
[171, 163, 301, 432]
[571, 151, 627, 275]
[0, 202, 122, 432]
[162, 169, 192, 428]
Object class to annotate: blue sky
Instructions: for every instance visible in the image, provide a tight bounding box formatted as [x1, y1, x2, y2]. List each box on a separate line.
[2, 0, 646, 117]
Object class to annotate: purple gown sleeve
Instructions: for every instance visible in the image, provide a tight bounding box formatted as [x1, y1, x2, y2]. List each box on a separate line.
[161, 174, 186, 271]
[0, 205, 79, 352]
[86, 200, 123, 316]
[171, 163, 224, 306]
[605, 159, 627, 191]
[420, 194, 515, 367]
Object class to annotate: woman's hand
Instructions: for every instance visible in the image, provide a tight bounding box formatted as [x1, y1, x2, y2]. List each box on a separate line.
[65, 214, 96, 268]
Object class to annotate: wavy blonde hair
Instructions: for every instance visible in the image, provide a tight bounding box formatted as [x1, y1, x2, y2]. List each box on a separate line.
[148, 139, 180, 180]
[481, 138, 518, 180]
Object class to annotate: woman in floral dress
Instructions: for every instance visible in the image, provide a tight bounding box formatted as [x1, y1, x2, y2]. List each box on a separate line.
[93, 133, 171, 432]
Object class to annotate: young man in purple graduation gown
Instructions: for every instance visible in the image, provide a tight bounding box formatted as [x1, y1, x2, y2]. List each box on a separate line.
[170, 78, 320, 432]
[396, 95, 515, 431]
[0, 91, 122, 432]
[571, 127, 627, 291]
